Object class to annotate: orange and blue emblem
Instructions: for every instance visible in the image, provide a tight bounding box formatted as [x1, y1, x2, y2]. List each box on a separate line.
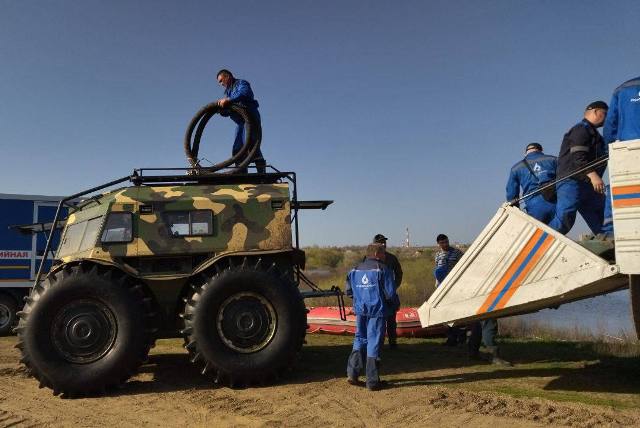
[477, 229, 554, 314]
[612, 185, 640, 209]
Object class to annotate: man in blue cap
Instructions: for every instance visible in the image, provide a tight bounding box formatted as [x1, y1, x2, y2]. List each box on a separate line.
[216, 69, 267, 173]
[373, 233, 403, 349]
[506, 143, 557, 224]
[346, 243, 396, 391]
[549, 101, 609, 235]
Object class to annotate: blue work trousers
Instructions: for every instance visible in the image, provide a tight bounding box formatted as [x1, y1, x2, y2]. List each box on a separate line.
[549, 179, 605, 235]
[468, 318, 498, 353]
[232, 110, 264, 157]
[352, 315, 385, 358]
[347, 316, 385, 387]
[601, 185, 614, 235]
[524, 195, 556, 225]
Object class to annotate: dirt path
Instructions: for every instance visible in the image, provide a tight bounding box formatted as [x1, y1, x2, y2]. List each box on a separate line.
[1, 336, 638, 427]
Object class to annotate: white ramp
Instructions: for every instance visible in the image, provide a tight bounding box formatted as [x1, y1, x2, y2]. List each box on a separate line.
[419, 205, 628, 327]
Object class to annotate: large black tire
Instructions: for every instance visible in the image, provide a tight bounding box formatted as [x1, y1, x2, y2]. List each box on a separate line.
[630, 274, 640, 340]
[0, 293, 18, 336]
[184, 102, 262, 174]
[15, 264, 155, 396]
[182, 259, 306, 386]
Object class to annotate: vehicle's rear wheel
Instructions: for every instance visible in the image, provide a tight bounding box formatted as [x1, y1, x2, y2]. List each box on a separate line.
[0, 293, 18, 336]
[630, 274, 640, 340]
[182, 259, 306, 386]
[16, 264, 155, 396]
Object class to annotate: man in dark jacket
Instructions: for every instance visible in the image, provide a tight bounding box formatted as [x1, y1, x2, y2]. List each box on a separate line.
[216, 69, 267, 173]
[373, 234, 403, 349]
[506, 143, 557, 224]
[549, 101, 608, 234]
[346, 243, 396, 391]
[601, 76, 640, 236]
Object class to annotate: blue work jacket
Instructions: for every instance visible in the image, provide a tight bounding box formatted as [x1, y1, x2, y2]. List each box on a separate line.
[345, 257, 396, 318]
[604, 76, 640, 144]
[506, 151, 557, 201]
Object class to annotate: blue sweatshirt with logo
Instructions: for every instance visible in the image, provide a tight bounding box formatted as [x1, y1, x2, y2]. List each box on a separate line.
[345, 257, 396, 318]
[604, 76, 640, 144]
[506, 151, 557, 201]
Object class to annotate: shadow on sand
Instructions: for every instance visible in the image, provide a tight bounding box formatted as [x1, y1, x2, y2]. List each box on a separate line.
[110, 338, 640, 397]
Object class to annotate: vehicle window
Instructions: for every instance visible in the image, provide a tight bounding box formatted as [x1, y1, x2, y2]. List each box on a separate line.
[101, 212, 133, 243]
[191, 211, 213, 235]
[79, 217, 103, 251]
[165, 210, 213, 237]
[58, 221, 86, 257]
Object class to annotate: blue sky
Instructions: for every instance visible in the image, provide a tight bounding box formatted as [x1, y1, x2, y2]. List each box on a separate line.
[1, 1, 638, 246]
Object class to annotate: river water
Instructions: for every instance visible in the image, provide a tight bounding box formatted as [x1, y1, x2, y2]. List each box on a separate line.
[514, 289, 635, 338]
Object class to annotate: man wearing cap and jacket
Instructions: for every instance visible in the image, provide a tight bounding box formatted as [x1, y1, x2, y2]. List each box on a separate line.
[373, 234, 403, 349]
[549, 101, 609, 235]
[216, 69, 267, 173]
[346, 243, 397, 391]
[600, 76, 640, 236]
[506, 143, 557, 224]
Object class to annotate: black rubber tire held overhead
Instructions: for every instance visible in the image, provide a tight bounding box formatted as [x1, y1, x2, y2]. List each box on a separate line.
[184, 103, 262, 174]
[182, 259, 307, 387]
[15, 263, 155, 396]
[0, 293, 17, 336]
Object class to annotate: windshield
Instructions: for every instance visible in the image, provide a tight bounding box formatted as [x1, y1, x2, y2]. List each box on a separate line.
[57, 216, 104, 258]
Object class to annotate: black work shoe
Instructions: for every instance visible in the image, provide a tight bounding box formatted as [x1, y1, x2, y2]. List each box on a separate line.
[388, 342, 398, 350]
[367, 380, 388, 391]
[347, 377, 363, 386]
[491, 356, 512, 367]
[468, 352, 484, 362]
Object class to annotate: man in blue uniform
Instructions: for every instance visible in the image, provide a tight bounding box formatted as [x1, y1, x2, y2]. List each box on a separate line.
[346, 243, 396, 391]
[604, 76, 640, 144]
[601, 76, 640, 236]
[548, 101, 608, 235]
[372, 234, 403, 349]
[506, 143, 557, 224]
[216, 69, 267, 173]
[434, 234, 465, 346]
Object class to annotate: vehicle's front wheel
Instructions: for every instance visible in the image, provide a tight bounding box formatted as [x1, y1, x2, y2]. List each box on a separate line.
[182, 260, 306, 386]
[16, 264, 155, 396]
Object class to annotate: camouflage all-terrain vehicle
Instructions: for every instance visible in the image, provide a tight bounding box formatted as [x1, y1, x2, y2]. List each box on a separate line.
[15, 129, 337, 396]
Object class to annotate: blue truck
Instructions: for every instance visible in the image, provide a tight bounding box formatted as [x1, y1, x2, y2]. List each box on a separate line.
[0, 193, 68, 335]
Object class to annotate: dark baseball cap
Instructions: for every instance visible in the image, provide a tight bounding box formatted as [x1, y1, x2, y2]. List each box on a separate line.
[586, 100, 608, 111]
[373, 234, 388, 243]
[525, 142, 543, 152]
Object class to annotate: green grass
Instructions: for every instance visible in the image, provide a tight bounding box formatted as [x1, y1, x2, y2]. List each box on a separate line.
[298, 334, 640, 409]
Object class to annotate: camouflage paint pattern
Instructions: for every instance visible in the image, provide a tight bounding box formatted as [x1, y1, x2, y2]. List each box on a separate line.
[56, 183, 292, 277]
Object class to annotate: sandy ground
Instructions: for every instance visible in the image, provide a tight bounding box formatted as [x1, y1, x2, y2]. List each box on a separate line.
[1, 336, 639, 428]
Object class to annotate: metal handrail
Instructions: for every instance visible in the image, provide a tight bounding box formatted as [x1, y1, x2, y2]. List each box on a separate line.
[512, 156, 609, 206]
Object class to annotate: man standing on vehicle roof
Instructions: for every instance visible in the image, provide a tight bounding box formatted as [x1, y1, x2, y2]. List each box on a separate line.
[600, 76, 640, 236]
[346, 243, 397, 391]
[216, 69, 267, 173]
[373, 234, 403, 349]
[506, 143, 557, 224]
[548, 101, 609, 235]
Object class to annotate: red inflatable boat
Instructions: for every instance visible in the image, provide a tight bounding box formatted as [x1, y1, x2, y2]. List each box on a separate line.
[306, 307, 447, 338]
